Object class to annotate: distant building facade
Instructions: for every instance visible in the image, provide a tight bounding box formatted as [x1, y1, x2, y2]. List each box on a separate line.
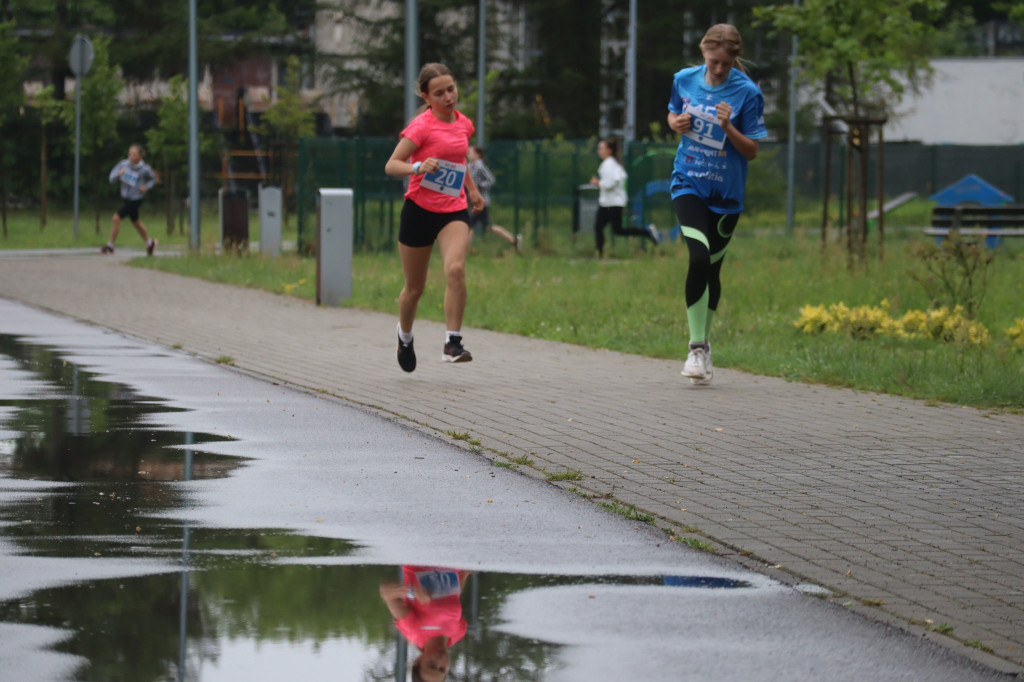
[884, 58, 1024, 145]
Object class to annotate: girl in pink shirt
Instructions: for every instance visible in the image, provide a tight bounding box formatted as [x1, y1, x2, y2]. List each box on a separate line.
[385, 63, 485, 372]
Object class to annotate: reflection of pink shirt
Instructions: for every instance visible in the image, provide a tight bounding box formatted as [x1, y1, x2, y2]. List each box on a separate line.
[401, 109, 475, 213]
[395, 566, 468, 649]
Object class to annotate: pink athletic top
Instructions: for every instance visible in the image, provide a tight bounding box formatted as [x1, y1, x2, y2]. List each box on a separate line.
[401, 109, 475, 213]
[394, 566, 468, 649]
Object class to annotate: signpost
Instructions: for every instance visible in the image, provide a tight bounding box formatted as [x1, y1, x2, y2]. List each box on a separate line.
[68, 34, 93, 241]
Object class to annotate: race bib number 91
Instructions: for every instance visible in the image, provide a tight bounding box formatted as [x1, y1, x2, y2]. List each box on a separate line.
[121, 170, 139, 187]
[420, 160, 466, 197]
[683, 104, 726, 150]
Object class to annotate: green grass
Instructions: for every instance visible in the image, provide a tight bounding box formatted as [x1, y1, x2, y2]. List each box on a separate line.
[546, 469, 584, 482]
[3, 202, 1023, 410]
[598, 501, 656, 523]
[0, 203, 298, 251]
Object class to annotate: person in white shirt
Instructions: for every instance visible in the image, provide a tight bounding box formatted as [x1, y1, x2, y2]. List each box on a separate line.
[589, 138, 659, 258]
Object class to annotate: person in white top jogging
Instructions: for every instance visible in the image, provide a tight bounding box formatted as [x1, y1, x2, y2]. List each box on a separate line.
[589, 138, 659, 258]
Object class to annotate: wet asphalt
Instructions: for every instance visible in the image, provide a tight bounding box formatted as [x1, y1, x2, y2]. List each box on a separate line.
[0, 250, 1022, 680]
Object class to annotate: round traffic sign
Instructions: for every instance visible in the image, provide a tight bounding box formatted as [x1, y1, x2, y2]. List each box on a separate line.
[68, 34, 94, 77]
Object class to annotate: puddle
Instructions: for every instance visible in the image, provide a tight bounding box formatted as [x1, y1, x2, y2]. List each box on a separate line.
[0, 335, 752, 681]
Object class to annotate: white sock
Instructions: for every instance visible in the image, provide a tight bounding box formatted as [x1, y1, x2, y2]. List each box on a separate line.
[397, 323, 413, 344]
[446, 330, 462, 342]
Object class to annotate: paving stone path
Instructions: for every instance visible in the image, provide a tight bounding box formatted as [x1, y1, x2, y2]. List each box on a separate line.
[1, 251, 1022, 675]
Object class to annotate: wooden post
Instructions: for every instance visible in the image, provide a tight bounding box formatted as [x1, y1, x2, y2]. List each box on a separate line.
[858, 122, 869, 263]
[845, 127, 854, 269]
[821, 120, 832, 252]
[877, 124, 885, 262]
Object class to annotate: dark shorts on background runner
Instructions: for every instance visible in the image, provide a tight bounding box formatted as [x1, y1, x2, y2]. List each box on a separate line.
[116, 199, 144, 222]
[399, 199, 470, 247]
[467, 206, 490, 234]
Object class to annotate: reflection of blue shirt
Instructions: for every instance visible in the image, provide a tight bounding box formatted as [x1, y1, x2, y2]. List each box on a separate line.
[667, 65, 767, 214]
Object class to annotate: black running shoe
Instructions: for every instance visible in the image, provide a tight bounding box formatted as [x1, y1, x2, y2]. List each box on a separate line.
[442, 335, 472, 363]
[397, 333, 416, 373]
[146, 239, 158, 256]
[100, 245, 115, 255]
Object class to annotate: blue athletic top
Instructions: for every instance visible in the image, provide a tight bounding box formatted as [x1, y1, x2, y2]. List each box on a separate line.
[667, 65, 767, 214]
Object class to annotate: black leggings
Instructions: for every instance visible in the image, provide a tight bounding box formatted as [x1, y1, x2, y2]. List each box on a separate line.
[672, 195, 740, 309]
[594, 206, 650, 255]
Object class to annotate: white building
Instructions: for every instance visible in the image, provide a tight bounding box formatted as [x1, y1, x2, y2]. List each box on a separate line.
[884, 58, 1024, 145]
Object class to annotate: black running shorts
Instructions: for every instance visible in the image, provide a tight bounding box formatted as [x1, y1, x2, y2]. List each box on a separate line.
[399, 199, 470, 247]
[116, 199, 144, 222]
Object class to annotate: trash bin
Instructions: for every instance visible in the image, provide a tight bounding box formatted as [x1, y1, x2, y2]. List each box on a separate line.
[220, 189, 249, 253]
[573, 184, 598, 236]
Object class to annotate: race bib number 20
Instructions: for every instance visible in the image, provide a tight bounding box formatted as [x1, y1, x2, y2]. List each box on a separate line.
[683, 104, 727, 150]
[420, 160, 466, 197]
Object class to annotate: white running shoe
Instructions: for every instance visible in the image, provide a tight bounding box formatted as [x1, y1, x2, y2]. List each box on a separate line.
[688, 343, 713, 385]
[682, 344, 710, 381]
[646, 223, 661, 244]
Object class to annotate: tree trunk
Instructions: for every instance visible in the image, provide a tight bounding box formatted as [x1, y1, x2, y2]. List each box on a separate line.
[40, 125, 48, 230]
[847, 62, 860, 117]
[165, 168, 174, 234]
[0, 128, 6, 238]
[93, 154, 102, 234]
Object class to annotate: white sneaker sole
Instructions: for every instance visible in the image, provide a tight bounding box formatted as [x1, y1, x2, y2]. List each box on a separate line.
[442, 354, 472, 363]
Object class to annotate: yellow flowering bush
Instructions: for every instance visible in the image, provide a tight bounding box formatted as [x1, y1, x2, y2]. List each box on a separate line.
[1007, 318, 1024, 349]
[794, 300, 991, 347]
[793, 304, 834, 334]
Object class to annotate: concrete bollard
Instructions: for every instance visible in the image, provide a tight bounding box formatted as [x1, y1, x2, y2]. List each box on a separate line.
[316, 188, 353, 306]
[258, 186, 282, 258]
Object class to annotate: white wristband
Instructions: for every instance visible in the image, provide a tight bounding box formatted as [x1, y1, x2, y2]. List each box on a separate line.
[412, 161, 422, 175]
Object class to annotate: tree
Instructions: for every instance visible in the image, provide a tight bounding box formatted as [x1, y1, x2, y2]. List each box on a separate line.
[755, 0, 945, 266]
[753, 0, 943, 118]
[145, 75, 216, 236]
[57, 35, 123, 233]
[320, 0, 780, 140]
[0, 20, 29, 237]
[320, 0, 480, 135]
[6, 0, 317, 96]
[32, 85, 65, 230]
[254, 54, 316, 229]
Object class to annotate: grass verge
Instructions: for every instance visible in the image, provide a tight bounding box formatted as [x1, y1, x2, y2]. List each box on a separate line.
[4, 205, 1022, 410]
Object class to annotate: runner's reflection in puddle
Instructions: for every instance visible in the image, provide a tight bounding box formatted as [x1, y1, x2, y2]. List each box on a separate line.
[381, 567, 473, 682]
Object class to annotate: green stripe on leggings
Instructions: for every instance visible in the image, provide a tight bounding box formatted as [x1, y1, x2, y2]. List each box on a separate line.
[686, 286, 710, 344]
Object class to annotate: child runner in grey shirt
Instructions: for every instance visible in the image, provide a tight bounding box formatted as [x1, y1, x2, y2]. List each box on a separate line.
[102, 144, 158, 255]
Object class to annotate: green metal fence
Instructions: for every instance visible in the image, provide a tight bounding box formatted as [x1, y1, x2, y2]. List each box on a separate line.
[297, 136, 1024, 253]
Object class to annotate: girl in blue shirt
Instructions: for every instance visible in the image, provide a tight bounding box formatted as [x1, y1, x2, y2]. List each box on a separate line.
[666, 24, 767, 385]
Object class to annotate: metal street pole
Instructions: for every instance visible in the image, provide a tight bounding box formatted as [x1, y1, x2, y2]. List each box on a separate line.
[405, 0, 419, 124]
[68, 34, 93, 241]
[624, 0, 636, 144]
[785, 0, 799, 234]
[188, 0, 201, 249]
[73, 66, 82, 241]
[477, 0, 486, 147]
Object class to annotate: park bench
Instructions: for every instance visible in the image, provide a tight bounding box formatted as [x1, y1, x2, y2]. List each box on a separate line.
[924, 205, 1024, 241]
